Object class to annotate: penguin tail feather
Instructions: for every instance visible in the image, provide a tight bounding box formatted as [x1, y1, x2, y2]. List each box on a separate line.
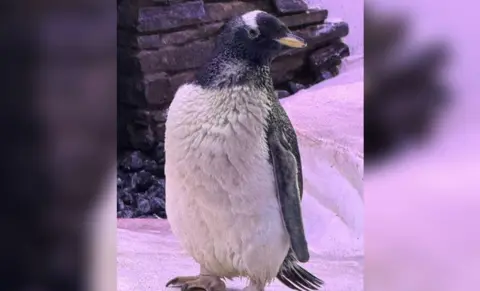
[276, 253, 324, 291]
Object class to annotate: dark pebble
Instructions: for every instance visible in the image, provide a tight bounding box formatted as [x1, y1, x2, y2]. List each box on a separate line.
[320, 70, 333, 80]
[317, 66, 340, 82]
[143, 159, 157, 171]
[129, 126, 156, 152]
[117, 199, 125, 211]
[287, 82, 307, 94]
[117, 169, 128, 180]
[154, 142, 166, 164]
[276, 90, 291, 99]
[137, 197, 151, 215]
[146, 178, 166, 198]
[144, 159, 164, 177]
[130, 170, 154, 192]
[117, 177, 125, 190]
[121, 208, 135, 218]
[129, 172, 140, 189]
[136, 215, 153, 218]
[117, 169, 129, 189]
[150, 197, 166, 213]
[120, 189, 134, 206]
[119, 151, 145, 172]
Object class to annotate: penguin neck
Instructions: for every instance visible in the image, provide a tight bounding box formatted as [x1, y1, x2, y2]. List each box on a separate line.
[195, 52, 273, 91]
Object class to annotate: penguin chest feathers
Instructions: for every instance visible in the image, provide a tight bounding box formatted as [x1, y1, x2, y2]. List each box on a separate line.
[165, 83, 289, 279]
[165, 83, 273, 193]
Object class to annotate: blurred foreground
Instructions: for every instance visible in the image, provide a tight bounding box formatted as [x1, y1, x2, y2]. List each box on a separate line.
[0, 1, 116, 291]
[365, 1, 480, 291]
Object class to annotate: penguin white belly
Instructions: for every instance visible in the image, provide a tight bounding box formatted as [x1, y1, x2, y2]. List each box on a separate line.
[165, 84, 290, 283]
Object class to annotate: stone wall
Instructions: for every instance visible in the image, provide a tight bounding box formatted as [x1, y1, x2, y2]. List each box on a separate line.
[117, 0, 350, 218]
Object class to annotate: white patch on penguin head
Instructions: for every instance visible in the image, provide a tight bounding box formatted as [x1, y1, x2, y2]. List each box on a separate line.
[241, 10, 265, 30]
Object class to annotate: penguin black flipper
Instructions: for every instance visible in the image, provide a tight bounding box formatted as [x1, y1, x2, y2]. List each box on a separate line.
[267, 100, 324, 290]
[267, 99, 308, 261]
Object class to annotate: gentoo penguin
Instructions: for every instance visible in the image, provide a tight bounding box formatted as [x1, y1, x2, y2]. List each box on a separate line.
[164, 10, 323, 291]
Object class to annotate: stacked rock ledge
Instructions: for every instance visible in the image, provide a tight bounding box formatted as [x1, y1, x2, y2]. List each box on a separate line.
[117, 0, 351, 218]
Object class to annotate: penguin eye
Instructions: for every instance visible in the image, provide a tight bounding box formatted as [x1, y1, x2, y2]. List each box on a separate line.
[247, 28, 260, 39]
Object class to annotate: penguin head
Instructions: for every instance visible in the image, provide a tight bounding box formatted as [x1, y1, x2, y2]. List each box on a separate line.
[215, 10, 307, 64]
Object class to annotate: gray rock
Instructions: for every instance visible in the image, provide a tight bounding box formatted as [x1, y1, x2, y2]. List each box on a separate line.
[316, 66, 340, 82]
[308, 41, 349, 81]
[136, 22, 224, 49]
[288, 82, 307, 94]
[137, 1, 206, 33]
[203, 1, 272, 23]
[271, 52, 307, 84]
[117, 76, 145, 107]
[137, 197, 151, 215]
[120, 208, 135, 218]
[169, 71, 197, 93]
[143, 159, 162, 175]
[276, 90, 291, 99]
[143, 73, 173, 107]
[126, 122, 156, 151]
[279, 20, 350, 58]
[136, 34, 162, 50]
[137, 40, 215, 73]
[309, 41, 350, 73]
[273, 0, 308, 14]
[119, 151, 146, 172]
[280, 9, 328, 28]
[146, 177, 166, 196]
[154, 142, 166, 165]
[117, 176, 125, 189]
[300, 20, 349, 48]
[321, 70, 334, 80]
[120, 189, 134, 206]
[118, 199, 125, 211]
[130, 170, 154, 192]
[152, 109, 169, 124]
[150, 197, 166, 215]
[161, 22, 224, 46]
[119, 72, 185, 109]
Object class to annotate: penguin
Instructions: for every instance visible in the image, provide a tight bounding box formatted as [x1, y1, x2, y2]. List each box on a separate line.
[164, 10, 324, 291]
